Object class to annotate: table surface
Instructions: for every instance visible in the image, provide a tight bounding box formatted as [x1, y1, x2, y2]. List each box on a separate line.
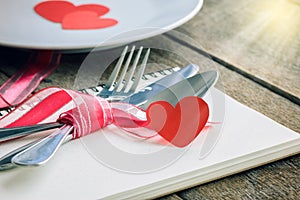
[0, 0, 299, 199]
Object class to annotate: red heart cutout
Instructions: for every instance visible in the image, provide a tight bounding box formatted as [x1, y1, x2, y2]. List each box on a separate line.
[34, 1, 110, 23]
[146, 96, 209, 147]
[62, 11, 118, 30]
[34, 1, 74, 23]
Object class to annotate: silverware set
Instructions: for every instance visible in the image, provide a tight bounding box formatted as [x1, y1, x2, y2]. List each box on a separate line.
[0, 46, 219, 170]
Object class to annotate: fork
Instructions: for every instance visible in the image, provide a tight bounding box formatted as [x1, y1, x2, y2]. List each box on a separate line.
[7, 46, 151, 167]
[99, 45, 150, 101]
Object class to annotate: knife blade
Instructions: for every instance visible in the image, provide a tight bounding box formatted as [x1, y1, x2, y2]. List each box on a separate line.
[140, 70, 219, 109]
[122, 64, 199, 106]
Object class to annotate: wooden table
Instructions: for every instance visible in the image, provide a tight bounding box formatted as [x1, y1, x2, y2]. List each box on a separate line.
[0, 0, 299, 199]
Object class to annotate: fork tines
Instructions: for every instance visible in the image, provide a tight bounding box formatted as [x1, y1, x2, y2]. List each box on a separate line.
[98, 46, 150, 99]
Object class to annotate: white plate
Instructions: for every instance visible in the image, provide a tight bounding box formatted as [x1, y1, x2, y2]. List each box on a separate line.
[0, 0, 203, 51]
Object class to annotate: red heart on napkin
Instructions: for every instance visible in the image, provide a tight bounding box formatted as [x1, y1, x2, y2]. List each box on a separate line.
[146, 96, 209, 147]
[62, 11, 118, 30]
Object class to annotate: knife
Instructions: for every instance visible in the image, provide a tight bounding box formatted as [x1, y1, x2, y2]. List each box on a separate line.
[0, 64, 199, 143]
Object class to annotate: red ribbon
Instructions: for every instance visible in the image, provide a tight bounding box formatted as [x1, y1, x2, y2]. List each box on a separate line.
[0, 87, 149, 138]
[0, 51, 61, 109]
[0, 87, 209, 147]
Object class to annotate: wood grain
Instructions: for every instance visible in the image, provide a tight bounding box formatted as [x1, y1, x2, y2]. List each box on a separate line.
[174, 0, 300, 104]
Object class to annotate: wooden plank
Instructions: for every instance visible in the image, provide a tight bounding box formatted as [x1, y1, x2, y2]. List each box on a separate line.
[175, 155, 300, 199]
[173, 0, 300, 104]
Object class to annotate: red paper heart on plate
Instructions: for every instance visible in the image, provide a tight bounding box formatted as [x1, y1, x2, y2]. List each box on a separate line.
[34, 1, 74, 22]
[34, 1, 110, 22]
[146, 96, 209, 147]
[62, 11, 118, 30]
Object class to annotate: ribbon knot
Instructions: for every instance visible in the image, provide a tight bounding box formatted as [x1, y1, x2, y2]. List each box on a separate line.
[57, 94, 114, 139]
